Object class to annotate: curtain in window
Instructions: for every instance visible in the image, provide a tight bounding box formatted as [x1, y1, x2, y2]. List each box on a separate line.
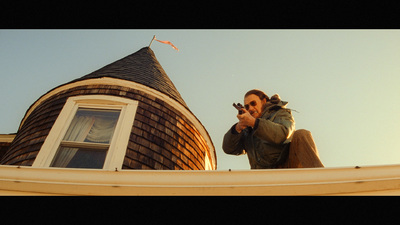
[51, 109, 120, 168]
[85, 117, 118, 143]
[51, 116, 95, 167]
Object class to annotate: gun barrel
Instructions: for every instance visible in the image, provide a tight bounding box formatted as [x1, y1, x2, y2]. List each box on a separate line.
[233, 103, 244, 114]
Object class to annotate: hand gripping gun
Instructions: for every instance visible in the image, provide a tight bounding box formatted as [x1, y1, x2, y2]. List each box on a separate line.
[233, 103, 245, 115]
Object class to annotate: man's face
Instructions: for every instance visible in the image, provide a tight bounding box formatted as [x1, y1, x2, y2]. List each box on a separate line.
[244, 94, 267, 119]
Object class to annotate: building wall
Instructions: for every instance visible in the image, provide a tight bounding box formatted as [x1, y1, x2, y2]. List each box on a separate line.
[0, 83, 213, 170]
[0, 144, 11, 161]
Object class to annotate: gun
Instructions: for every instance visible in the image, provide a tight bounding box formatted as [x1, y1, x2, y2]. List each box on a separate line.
[233, 103, 245, 115]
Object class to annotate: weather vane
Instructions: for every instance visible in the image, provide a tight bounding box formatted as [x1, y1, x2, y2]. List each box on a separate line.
[148, 35, 179, 52]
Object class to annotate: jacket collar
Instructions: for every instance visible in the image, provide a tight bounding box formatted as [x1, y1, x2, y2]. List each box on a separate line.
[261, 101, 288, 117]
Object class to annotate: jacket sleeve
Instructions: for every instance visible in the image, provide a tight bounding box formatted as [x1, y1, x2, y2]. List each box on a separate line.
[253, 109, 295, 145]
[222, 123, 246, 155]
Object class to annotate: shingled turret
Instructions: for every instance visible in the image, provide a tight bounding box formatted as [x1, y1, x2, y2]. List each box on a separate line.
[72, 47, 187, 108]
[1, 47, 216, 170]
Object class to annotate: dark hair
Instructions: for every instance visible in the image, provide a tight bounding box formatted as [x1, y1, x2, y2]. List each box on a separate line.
[244, 89, 270, 101]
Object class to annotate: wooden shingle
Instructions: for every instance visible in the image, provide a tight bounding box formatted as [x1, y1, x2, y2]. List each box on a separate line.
[70, 47, 188, 108]
[1, 47, 216, 170]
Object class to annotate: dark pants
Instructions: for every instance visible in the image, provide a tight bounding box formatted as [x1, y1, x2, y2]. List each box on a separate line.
[277, 129, 324, 168]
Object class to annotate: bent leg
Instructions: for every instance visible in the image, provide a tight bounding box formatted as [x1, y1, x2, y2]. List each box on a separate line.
[277, 129, 324, 168]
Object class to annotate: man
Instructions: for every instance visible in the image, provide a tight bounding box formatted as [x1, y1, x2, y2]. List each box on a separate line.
[222, 89, 295, 169]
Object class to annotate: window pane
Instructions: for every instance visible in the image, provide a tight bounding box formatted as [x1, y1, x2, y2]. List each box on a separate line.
[63, 108, 120, 144]
[51, 108, 120, 169]
[51, 147, 107, 169]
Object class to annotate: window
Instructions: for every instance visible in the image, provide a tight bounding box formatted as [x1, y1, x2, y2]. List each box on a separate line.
[33, 95, 138, 170]
[50, 108, 120, 169]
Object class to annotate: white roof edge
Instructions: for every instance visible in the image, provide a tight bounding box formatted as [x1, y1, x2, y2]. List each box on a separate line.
[1, 164, 400, 195]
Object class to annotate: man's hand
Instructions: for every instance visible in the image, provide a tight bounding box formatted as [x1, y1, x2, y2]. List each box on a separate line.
[235, 109, 256, 133]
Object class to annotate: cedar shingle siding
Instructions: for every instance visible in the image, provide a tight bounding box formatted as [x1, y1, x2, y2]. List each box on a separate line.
[0, 47, 215, 170]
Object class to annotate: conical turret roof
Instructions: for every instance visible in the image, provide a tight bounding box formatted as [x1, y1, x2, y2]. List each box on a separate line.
[2, 46, 216, 170]
[71, 47, 187, 108]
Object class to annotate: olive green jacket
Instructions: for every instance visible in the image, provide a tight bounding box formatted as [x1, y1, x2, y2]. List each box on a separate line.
[222, 101, 295, 169]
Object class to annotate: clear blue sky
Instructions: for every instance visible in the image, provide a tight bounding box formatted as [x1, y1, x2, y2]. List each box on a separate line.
[1, 29, 399, 170]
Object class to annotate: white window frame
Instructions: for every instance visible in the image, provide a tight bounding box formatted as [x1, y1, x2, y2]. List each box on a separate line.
[32, 95, 138, 171]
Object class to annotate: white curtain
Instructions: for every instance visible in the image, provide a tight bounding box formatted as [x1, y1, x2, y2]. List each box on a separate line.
[51, 116, 95, 167]
[51, 110, 119, 168]
[85, 117, 118, 143]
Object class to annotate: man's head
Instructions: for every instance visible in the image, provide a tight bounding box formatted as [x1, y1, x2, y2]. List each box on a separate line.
[244, 89, 269, 119]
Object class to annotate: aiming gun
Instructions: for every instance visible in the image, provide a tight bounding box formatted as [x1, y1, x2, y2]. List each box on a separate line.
[233, 103, 245, 115]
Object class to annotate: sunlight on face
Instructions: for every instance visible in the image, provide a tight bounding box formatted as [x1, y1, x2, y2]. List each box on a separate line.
[244, 94, 266, 119]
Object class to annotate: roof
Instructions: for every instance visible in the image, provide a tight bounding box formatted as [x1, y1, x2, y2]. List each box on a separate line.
[71, 47, 188, 108]
[1, 164, 400, 195]
[5, 47, 217, 169]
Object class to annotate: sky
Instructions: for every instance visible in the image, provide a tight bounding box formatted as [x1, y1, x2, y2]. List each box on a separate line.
[1, 29, 400, 170]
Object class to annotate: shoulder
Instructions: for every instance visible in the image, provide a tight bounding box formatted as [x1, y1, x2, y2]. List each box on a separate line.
[267, 108, 294, 122]
[280, 108, 292, 115]
[268, 107, 292, 116]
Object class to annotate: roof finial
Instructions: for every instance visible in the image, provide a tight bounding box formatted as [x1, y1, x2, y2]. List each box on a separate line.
[148, 35, 156, 48]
